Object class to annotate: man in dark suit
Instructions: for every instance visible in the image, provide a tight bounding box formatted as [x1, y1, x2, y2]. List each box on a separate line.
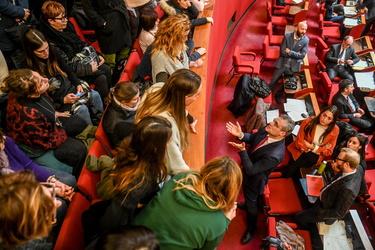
[324, 36, 359, 81]
[295, 147, 363, 231]
[360, 0, 375, 36]
[268, 21, 309, 103]
[332, 79, 374, 131]
[226, 114, 295, 244]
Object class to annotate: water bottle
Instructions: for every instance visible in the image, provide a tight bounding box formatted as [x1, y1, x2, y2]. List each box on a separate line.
[317, 161, 327, 175]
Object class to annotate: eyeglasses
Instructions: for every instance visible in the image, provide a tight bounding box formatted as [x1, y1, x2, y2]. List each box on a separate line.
[334, 157, 348, 163]
[40, 182, 57, 225]
[272, 118, 285, 131]
[53, 16, 68, 21]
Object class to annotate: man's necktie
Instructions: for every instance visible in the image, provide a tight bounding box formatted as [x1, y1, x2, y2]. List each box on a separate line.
[347, 96, 355, 113]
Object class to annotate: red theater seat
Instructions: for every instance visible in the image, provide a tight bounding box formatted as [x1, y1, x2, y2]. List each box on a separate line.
[261, 35, 280, 65]
[54, 192, 91, 250]
[365, 169, 375, 202]
[263, 177, 303, 216]
[95, 112, 117, 156]
[124, 49, 141, 81]
[267, 217, 313, 250]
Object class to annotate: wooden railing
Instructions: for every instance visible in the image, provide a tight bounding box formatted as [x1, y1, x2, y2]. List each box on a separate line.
[183, 0, 257, 170]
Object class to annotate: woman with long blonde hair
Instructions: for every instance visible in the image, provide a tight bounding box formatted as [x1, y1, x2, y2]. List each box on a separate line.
[135, 69, 201, 173]
[150, 14, 191, 82]
[133, 156, 242, 249]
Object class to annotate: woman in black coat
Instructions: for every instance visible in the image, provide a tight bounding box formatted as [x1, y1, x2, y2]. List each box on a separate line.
[38, 0, 111, 100]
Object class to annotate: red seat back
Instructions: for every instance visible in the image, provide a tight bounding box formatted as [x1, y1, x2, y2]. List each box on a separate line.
[132, 38, 144, 58]
[124, 50, 141, 80]
[54, 192, 91, 250]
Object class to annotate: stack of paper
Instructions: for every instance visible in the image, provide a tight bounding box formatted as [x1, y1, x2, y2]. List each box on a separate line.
[284, 98, 308, 122]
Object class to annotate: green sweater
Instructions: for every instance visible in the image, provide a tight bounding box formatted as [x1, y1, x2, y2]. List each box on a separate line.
[133, 172, 230, 250]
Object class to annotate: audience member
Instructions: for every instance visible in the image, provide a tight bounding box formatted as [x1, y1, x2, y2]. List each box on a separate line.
[0, 51, 9, 87]
[38, 1, 111, 100]
[285, 105, 339, 180]
[136, 69, 201, 173]
[226, 114, 295, 244]
[323, 0, 345, 23]
[360, 0, 375, 36]
[324, 35, 359, 81]
[150, 14, 203, 82]
[333, 132, 369, 198]
[268, 21, 309, 104]
[83, 116, 172, 244]
[295, 148, 363, 247]
[332, 79, 375, 132]
[0, 0, 30, 70]
[92, 225, 159, 250]
[133, 156, 242, 250]
[1, 69, 87, 177]
[139, 8, 159, 54]
[22, 28, 104, 126]
[81, 0, 132, 72]
[0, 171, 56, 249]
[159, 0, 213, 28]
[102, 81, 140, 149]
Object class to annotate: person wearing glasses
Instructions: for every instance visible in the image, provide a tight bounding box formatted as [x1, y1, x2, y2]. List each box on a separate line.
[295, 147, 363, 248]
[0, 171, 58, 249]
[324, 36, 359, 81]
[226, 114, 295, 244]
[285, 105, 340, 180]
[38, 1, 111, 101]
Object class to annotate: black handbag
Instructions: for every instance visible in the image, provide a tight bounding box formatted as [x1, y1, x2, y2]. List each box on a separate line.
[5, 12, 38, 45]
[249, 75, 271, 98]
[72, 46, 100, 66]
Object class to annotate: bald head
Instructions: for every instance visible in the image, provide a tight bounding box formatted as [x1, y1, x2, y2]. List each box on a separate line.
[295, 21, 307, 38]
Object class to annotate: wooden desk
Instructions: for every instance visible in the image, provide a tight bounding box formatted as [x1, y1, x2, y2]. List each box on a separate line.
[352, 51, 375, 71]
[283, 68, 313, 95]
[353, 36, 373, 54]
[343, 14, 366, 28]
[364, 96, 375, 117]
[289, 0, 308, 15]
[295, 92, 320, 117]
[344, 210, 374, 250]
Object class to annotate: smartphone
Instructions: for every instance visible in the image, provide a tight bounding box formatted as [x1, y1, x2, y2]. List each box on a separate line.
[74, 92, 85, 97]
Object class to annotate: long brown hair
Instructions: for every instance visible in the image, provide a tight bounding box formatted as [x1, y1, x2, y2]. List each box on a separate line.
[304, 105, 338, 143]
[151, 14, 191, 62]
[22, 29, 66, 78]
[174, 156, 242, 213]
[135, 69, 201, 150]
[112, 116, 172, 201]
[0, 171, 55, 248]
[104, 81, 139, 106]
[1, 69, 40, 98]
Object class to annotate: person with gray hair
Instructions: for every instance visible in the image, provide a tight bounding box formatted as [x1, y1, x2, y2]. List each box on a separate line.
[226, 114, 295, 244]
[295, 147, 363, 248]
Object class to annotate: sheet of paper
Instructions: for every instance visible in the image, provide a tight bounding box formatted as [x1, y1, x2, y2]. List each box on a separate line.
[343, 18, 358, 26]
[306, 174, 324, 197]
[353, 60, 369, 68]
[292, 124, 300, 136]
[354, 72, 375, 89]
[293, 0, 303, 3]
[344, 6, 357, 15]
[286, 111, 307, 122]
[317, 220, 353, 250]
[365, 97, 375, 112]
[266, 109, 279, 124]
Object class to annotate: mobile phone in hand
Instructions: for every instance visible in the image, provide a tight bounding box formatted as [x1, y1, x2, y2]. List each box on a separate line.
[74, 92, 85, 97]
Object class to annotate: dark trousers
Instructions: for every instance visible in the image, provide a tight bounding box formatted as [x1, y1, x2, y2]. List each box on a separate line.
[283, 152, 319, 181]
[82, 63, 112, 101]
[54, 137, 87, 177]
[349, 115, 374, 131]
[269, 67, 287, 91]
[242, 172, 261, 234]
[327, 65, 354, 81]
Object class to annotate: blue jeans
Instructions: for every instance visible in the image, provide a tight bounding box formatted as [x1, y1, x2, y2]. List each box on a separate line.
[75, 89, 103, 125]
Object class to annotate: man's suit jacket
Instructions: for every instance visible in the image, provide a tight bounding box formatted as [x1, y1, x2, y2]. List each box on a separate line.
[325, 43, 360, 69]
[361, 0, 375, 19]
[238, 127, 285, 195]
[316, 167, 363, 221]
[331, 92, 360, 119]
[274, 32, 309, 72]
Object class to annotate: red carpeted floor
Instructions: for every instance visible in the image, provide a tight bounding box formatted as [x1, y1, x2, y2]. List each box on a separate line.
[208, 1, 370, 249]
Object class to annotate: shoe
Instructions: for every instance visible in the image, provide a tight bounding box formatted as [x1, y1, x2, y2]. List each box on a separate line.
[237, 202, 246, 210]
[241, 231, 254, 244]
